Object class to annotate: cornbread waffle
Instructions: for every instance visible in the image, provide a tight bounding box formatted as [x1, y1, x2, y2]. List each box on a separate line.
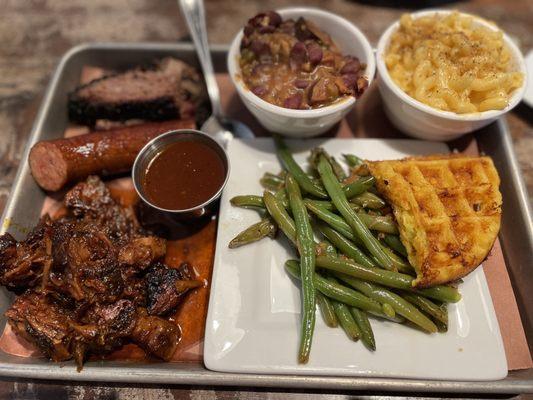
[367, 155, 502, 288]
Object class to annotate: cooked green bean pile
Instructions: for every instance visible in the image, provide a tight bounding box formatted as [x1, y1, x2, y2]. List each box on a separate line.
[228, 137, 461, 363]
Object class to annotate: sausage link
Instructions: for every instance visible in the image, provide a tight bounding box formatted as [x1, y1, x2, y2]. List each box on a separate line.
[29, 119, 195, 191]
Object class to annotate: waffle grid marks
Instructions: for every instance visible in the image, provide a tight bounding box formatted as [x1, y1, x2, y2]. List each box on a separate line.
[368, 156, 501, 287]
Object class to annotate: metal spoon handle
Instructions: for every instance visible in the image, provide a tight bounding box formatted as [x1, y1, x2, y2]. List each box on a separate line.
[178, 0, 222, 118]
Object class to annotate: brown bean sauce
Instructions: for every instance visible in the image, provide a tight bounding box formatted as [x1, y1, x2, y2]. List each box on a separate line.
[142, 141, 225, 210]
[239, 11, 369, 110]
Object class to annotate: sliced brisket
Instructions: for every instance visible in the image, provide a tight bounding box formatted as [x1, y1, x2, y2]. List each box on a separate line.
[68, 58, 207, 126]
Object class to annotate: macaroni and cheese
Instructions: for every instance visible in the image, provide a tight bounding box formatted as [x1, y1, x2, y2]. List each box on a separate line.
[385, 12, 524, 113]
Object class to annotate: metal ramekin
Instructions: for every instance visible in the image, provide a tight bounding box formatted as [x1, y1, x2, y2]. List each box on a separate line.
[132, 129, 230, 219]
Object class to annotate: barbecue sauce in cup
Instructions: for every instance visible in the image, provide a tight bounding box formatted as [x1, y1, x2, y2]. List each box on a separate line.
[142, 140, 226, 210]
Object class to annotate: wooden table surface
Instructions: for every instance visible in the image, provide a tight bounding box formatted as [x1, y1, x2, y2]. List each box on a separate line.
[0, 0, 532, 398]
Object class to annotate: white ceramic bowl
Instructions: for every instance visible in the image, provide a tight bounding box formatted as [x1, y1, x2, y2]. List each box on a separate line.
[228, 7, 375, 138]
[376, 9, 527, 141]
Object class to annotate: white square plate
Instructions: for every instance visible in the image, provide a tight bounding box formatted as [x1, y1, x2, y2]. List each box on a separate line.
[204, 138, 507, 381]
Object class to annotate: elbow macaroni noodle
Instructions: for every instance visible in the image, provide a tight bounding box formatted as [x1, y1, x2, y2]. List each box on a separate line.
[385, 12, 524, 113]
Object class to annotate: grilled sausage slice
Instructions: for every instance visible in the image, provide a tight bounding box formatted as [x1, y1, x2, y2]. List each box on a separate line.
[29, 119, 195, 191]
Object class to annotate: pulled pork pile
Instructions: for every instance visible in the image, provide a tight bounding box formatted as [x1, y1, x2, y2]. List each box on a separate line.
[0, 176, 201, 368]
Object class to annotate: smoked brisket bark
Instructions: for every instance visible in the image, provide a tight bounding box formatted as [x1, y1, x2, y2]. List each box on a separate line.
[145, 262, 202, 316]
[5, 291, 76, 362]
[68, 58, 207, 126]
[0, 217, 54, 290]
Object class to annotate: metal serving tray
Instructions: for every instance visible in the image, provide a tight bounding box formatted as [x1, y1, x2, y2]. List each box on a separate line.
[0, 42, 531, 394]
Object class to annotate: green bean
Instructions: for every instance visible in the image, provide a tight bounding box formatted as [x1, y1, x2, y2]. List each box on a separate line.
[416, 285, 462, 304]
[379, 245, 414, 274]
[350, 308, 375, 350]
[263, 192, 332, 257]
[317, 156, 394, 269]
[317, 240, 337, 257]
[434, 318, 448, 333]
[317, 292, 338, 328]
[380, 303, 396, 318]
[326, 277, 361, 341]
[274, 188, 289, 209]
[310, 147, 347, 181]
[383, 234, 408, 257]
[316, 255, 414, 289]
[317, 223, 375, 268]
[306, 200, 411, 272]
[330, 299, 361, 341]
[343, 153, 364, 167]
[315, 256, 454, 302]
[228, 218, 277, 248]
[305, 199, 397, 235]
[358, 214, 397, 234]
[343, 176, 376, 199]
[230, 191, 288, 211]
[263, 191, 296, 246]
[337, 275, 437, 333]
[305, 199, 335, 211]
[350, 192, 386, 209]
[286, 174, 316, 364]
[274, 136, 328, 198]
[368, 310, 406, 323]
[285, 260, 389, 316]
[230, 195, 264, 209]
[260, 172, 284, 191]
[305, 200, 360, 242]
[330, 159, 347, 182]
[324, 240, 337, 257]
[266, 172, 283, 179]
[401, 292, 448, 325]
[305, 199, 362, 213]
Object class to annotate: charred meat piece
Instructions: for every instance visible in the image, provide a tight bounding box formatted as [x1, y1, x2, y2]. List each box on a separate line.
[68, 58, 207, 126]
[49, 219, 74, 269]
[61, 223, 123, 303]
[64, 175, 125, 219]
[145, 262, 202, 316]
[0, 217, 53, 290]
[131, 308, 180, 360]
[72, 299, 137, 360]
[0, 233, 34, 289]
[87, 300, 137, 341]
[118, 236, 166, 275]
[64, 176, 138, 242]
[5, 291, 75, 362]
[121, 275, 147, 307]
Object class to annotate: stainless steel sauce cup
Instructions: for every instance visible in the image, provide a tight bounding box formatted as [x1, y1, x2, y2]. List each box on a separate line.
[132, 129, 230, 220]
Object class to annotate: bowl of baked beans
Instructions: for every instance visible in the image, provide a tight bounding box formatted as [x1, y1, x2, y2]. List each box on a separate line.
[376, 9, 527, 140]
[228, 7, 375, 137]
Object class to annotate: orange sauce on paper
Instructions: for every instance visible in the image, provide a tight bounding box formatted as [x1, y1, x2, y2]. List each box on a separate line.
[106, 181, 217, 363]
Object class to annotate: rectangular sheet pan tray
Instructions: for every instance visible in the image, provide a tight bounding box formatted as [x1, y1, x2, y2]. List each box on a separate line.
[0, 42, 531, 394]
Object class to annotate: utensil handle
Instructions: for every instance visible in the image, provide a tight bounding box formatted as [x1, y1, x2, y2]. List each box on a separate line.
[178, 0, 223, 117]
